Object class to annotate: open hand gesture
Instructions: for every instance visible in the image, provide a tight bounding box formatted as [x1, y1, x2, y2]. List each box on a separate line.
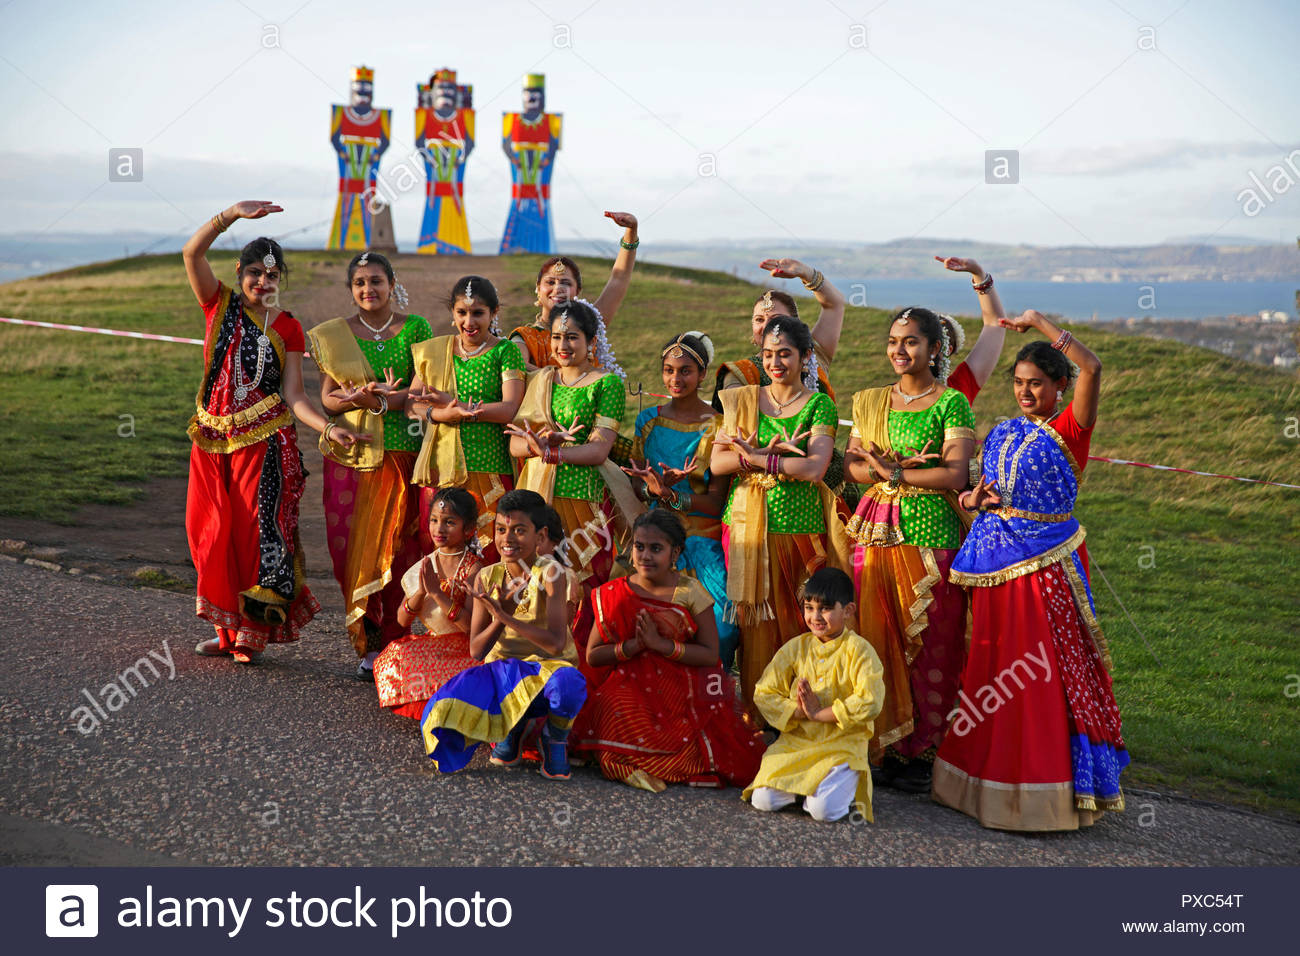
[330, 380, 384, 411]
[604, 210, 638, 232]
[230, 200, 283, 220]
[621, 459, 670, 499]
[758, 424, 811, 458]
[657, 453, 698, 490]
[327, 425, 371, 448]
[505, 422, 547, 459]
[758, 257, 812, 282]
[965, 475, 1002, 512]
[471, 584, 515, 625]
[897, 440, 942, 469]
[373, 367, 406, 393]
[999, 310, 1045, 334]
[865, 442, 903, 481]
[934, 255, 984, 277]
[407, 384, 455, 407]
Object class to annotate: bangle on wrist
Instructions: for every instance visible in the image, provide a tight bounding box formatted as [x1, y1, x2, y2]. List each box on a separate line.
[614, 642, 630, 662]
[619, 236, 640, 250]
[368, 394, 388, 416]
[667, 640, 685, 662]
[323, 422, 336, 443]
[888, 465, 904, 490]
[424, 405, 436, 424]
[801, 269, 825, 292]
[972, 273, 994, 294]
[1052, 330, 1073, 352]
[211, 212, 229, 234]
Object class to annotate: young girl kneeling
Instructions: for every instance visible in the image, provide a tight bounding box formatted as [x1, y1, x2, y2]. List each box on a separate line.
[744, 568, 886, 821]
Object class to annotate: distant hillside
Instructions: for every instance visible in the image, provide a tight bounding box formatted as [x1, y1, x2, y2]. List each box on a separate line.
[602, 237, 1298, 283]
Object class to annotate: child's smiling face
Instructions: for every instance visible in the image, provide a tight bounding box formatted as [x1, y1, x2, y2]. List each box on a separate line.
[802, 596, 851, 642]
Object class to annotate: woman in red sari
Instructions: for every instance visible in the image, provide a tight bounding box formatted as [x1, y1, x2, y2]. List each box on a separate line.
[182, 200, 366, 662]
[572, 510, 765, 791]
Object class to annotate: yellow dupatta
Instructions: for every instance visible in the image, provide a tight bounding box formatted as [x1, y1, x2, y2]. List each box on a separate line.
[306, 318, 384, 470]
[513, 367, 644, 529]
[410, 335, 469, 487]
[719, 385, 851, 624]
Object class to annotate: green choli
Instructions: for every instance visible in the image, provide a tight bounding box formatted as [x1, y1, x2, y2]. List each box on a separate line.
[355, 315, 433, 452]
[722, 391, 838, 535]
[551, 372, 626, 501]
[455, 338, 526, 475]
[853, 387, 975, 549]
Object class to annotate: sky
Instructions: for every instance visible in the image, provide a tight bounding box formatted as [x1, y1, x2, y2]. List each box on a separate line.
[0, 0, 1297, 252]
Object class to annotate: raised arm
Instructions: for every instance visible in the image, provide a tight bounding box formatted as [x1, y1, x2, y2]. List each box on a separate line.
[181, 200, 282, 308]
[590, 211, 639, 322]
[1004, 310, 1102, 428]
[759, 257, 847, 361]
[936, 256, 1007, 389]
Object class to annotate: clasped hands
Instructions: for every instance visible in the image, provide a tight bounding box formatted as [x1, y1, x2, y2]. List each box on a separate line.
[793, 677, 829, 722]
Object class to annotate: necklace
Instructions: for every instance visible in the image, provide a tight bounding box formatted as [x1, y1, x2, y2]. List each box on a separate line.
[458, 337, 490, 358]
[436, 547, 468, 556]
[356, 310, 397, 351]
[559, 368, 595, 388]
[766, 384, 806, 414]
[233, 310, 271, 403]
[894, 381, 937, 404]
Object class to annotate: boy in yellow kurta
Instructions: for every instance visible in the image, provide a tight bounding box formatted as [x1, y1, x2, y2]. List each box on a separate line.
[743, 567, 886, 821]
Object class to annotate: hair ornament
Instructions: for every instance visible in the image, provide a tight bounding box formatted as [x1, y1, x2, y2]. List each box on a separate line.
[261, 246, 277, 270]
[760, 290, 775, 313]
[579, 297, 626, 380]
[803, 351, 820, 391]
[463, 279, 474, 304]
[393, 282, 410, 309]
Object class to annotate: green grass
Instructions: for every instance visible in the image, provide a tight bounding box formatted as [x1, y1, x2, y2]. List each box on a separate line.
[3, 251, 1299, 815]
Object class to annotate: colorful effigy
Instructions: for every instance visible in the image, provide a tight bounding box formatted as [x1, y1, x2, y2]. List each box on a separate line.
[415, 68, 475, 256]
[499, 73, 561, 255]
[328, 65, 392, 250]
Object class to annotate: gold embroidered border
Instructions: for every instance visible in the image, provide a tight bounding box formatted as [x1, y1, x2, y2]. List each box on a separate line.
[810, 424, 836, 438]
[843, 514, 905, 548]
[187, 408, 294, 454]
[193, 393, 286, 431]
[594, 414, 620, 432]
[904, 547, 943, 642]
[997, 506, 1072, 522]
[1061, 553, 1113, 671]
[944, 426, 976, 441]
[1029, 416, 1082, 478]
[948, 526, 1087, 588]
[501, 369, 526, 382]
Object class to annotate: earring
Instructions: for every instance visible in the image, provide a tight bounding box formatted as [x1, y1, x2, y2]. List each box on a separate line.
[533, 288, 541, 307]
[1056, 390, 1064, 402]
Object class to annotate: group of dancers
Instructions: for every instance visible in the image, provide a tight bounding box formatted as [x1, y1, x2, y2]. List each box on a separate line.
[179, 198, 1127, 832]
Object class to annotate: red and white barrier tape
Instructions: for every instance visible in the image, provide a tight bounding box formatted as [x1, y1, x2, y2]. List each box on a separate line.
[7, 316, 1297, 490]
[0, 316, 205, 346]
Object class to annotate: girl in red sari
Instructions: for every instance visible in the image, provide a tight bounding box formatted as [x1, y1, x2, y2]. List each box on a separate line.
[572, 511, 765, 792]
[182, 200, 366, 663]
[375, 488, 484, 719]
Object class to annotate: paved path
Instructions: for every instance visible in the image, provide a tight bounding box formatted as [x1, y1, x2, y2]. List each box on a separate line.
[2, 559, 1295, 867]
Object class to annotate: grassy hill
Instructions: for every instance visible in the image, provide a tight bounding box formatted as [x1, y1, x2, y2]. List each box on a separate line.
[2, 251, 1298, 815]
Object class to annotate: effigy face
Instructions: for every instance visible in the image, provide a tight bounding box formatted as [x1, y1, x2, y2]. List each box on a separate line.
[351, 79, 373, 112]
[522, 86, 544, 116]
[433, 80, 458, 116]
[417, 84, 433, 110]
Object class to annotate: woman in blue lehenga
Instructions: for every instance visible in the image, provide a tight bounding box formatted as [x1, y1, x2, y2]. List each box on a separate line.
[623, 332, 739, 667]
[933, 313, 1126, 831]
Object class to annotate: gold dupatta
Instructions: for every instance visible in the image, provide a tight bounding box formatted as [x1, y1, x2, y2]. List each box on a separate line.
[410, 335, 469, 487]
[306, 318, 384, 470]
[719, 385, 851, 624]
[514, 367, 644, 529]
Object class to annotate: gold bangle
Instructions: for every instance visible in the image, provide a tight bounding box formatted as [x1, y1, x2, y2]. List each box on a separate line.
[211, 212, 229, 234]
[802, 269, 825, 292]
[668, 641, 685, 662]
[614, 642, 630, 662]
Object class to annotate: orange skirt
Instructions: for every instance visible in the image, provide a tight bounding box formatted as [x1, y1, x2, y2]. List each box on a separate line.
[721, 528, 828, 724]
[373, 631, 483, 720]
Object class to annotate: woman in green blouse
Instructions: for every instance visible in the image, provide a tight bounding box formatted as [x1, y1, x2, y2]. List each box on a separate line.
[710, 315, 852, 723]
[507, 300, 641, 659]
[844, 307, 975, 792]
[406, 276, 527, 562]
[308, 252, 432, 680]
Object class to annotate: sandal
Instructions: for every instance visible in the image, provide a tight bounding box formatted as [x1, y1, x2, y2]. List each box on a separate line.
[194, 638, 230, 657]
